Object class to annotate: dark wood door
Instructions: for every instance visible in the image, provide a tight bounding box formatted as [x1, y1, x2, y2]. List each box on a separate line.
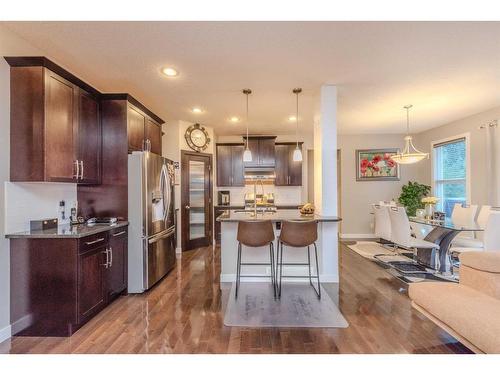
[231, 144, 245, 186]
[77, 90, 101, 184]
[107, 229, 128, 299]
[78, 245, 106, 322]
[258, 137, 276, 167]
[274, 144, 289, 186]
[243, 138, 259, 167]
[288, 144, 303, 186]
[216, 144, 232, 186]
[145, 118, 162, 155]
[127, 105, 146, 152]
[44, 70, 77, 182]
[181, 151, 213, 251]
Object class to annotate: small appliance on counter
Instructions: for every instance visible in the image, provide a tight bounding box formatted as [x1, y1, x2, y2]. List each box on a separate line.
[30, 218, 58, 231]
[218, 191, 230, 206]
[87, 217, 118, 225]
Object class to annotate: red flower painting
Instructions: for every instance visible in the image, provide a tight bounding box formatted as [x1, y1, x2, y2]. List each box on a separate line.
[357, 150, 399, 180]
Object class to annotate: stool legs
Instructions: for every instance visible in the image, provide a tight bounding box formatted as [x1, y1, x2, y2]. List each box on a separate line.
[235, 242, 242, 298]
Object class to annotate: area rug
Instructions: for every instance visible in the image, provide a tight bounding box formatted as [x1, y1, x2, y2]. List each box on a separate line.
[346, 240, 398, 259]
[223, 282, 348, 328]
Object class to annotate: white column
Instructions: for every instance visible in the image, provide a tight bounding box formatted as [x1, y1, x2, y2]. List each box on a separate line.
[314, 85, 339, 282]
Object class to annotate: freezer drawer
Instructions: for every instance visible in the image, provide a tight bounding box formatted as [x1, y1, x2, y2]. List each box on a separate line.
[146, 229, 176, 289]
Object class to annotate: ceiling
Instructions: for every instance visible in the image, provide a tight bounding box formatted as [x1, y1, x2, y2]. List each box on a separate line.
[4, 21, 500, 135]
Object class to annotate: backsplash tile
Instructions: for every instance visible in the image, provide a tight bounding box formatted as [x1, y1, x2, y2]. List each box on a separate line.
[4, 182, 77, 233]
[216, 185, 303, 206]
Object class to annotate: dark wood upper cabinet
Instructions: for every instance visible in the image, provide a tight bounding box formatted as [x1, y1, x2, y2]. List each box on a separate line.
[216, 143, 245, 187]
[275, 142, 303, 186]
[145, 118, 162, 155]
[127, 105, 146, 152]
[77, 90, 101, 184]
[243, 136, 276, 168]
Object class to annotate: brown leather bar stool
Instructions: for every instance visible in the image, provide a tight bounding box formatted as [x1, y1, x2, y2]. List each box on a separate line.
[236, 220, 276, 299]
[277, 220, 321, 299]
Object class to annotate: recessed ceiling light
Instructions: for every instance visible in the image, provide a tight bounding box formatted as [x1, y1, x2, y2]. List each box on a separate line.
[288, 115, 297, 121]
[230, 116, 240, 123]
[162, 67, 178, 77]
[192, 107, 203, 114]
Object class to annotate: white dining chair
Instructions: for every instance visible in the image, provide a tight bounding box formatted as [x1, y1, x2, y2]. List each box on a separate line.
[388, 206, 439, 254]
[452, 205, 491, 249]
[373, 204, 392, 243]
[452, 210, 500, 254]
[450, 203, 478, 244]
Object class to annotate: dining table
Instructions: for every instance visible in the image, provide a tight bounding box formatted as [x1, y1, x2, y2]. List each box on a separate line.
[409, 217, 484, 274]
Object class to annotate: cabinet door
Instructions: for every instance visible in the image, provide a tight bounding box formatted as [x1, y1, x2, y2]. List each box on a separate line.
[288, 144, 303, 186]
[258, 138, 276, 167]
[145, 118, 162, 155]
[243, 138, 259, 167]
[107, 229, 128, 298]
[78, 245, 106, 322]
[44, 70, 77, 182]
[216, 144, 232, 186]
[231, 145, 245, 186]
[274, 144, 289, 186]
[77, 90, 101, 184]
[127, 106, 146, 152]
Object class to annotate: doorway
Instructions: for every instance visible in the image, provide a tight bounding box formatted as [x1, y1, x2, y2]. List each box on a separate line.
[181, 150, 213, 251]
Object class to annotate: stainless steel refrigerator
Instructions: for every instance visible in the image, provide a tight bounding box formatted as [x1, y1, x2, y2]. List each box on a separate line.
[128, 151, 176, 293]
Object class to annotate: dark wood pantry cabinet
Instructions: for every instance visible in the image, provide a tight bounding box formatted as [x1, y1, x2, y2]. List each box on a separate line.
[216, 143, 245, 186]
[275, 142, 303, 186]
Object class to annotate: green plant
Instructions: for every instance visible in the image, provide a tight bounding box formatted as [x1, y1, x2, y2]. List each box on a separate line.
[398, 181, 431, 216]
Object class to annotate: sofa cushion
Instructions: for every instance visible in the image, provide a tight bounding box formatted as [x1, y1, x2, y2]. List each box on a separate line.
[460, 252, 500, 273]
[409, 282, 500, 353]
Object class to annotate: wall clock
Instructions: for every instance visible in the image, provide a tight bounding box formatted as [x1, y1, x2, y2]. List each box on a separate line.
[185, 123, 210, 152]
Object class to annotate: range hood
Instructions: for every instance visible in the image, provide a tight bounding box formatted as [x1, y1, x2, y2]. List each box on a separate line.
[244, 168, 276, 181]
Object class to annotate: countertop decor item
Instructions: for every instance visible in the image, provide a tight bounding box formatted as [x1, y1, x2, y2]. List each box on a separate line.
[392, 105, 429, 164]
[398, 181, 431, 216]
[422, 196, 439, 219]
[300, 202, 315, 216]
[356, 148, 400, 181]
[184, 123, 210, 152]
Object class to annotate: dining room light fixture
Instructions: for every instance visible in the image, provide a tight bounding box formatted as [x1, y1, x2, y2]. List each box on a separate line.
[292, 88, 303, 162]
[392, 104, 429, 164]
[242, 89, 253, 162]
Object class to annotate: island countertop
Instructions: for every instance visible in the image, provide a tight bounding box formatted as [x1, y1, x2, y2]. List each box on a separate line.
[216, 209, 341, 223]
[5, 221, 129, 239]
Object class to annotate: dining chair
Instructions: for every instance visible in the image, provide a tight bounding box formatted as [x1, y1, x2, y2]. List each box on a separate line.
[451, 203, 478, 243]
[452, 205, 491, 249]
[373, 204, 392, 243]
[452, 210, 500, 255]
[388, 206, 439, 258]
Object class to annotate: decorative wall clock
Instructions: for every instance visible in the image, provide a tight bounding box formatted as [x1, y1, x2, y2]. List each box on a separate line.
[185, 123, 210, 152]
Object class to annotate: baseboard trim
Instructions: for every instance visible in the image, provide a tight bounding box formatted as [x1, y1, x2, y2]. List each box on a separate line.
[339, 233, 375, 239]
[0, 324, 11, 343]
[220, 274, 338, 283]
[175, 247, 182, 254]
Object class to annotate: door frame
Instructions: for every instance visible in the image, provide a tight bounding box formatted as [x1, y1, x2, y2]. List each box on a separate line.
[180, 150, 213, 251]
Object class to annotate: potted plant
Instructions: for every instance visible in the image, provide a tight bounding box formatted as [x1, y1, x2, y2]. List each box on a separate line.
[397, 181, 431, 216]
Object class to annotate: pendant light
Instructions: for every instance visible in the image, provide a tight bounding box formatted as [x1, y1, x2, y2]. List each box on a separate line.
[392, 104, 429, 164]
[242, 88, 253, 162]
[292, 88, 303, 162]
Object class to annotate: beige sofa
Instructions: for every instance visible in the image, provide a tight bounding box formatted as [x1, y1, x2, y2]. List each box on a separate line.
[409, 252, 500, 353]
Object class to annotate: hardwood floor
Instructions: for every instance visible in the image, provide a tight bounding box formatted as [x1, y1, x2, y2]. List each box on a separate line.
[0, 242, 471, 354]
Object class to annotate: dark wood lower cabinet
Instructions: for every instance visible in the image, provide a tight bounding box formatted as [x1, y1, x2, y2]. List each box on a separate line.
[10, 226, 128, 337]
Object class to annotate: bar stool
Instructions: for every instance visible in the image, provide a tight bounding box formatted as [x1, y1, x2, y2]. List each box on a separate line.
[277, 220, 321, 299]
[236, 220, 276, 299]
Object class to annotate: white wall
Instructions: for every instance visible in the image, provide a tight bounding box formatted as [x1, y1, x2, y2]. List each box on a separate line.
[338, 134, 419, 237]
[0, 24, 43, 343]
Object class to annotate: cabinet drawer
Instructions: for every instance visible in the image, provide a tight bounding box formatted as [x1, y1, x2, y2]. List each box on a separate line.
[79, 233, 109, 254]
[109, 227, 128, 238]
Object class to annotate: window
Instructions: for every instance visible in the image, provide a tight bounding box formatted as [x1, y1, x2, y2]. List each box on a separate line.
[432, 136, 469, 217]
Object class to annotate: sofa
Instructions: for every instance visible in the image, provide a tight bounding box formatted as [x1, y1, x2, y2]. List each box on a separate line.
[409, 251, 500, 353]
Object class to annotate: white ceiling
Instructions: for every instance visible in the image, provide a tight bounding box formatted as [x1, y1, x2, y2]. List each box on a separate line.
[4, 21, 500, 135]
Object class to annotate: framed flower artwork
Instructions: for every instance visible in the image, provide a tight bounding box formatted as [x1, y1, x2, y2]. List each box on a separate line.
[356, 148, 400, 181]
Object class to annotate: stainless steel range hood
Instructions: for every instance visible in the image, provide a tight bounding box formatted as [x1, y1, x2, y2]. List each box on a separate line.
[244, 168, 275, 181]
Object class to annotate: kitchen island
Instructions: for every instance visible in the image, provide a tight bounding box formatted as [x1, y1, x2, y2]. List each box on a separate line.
[217, 209, 341, 283]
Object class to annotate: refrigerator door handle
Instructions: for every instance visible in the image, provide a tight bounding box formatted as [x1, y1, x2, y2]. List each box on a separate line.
[148, 228, 175, 244]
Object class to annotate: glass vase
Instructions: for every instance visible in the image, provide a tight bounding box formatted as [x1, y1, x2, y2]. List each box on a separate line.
[424, 203, 434, 220]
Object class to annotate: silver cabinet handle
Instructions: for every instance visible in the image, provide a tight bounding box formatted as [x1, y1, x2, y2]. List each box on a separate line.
[101, 248, 109, 268]
[80, 160, 84, 180]
[112, 231, 126, 237]
[85, 237, 105, 245]
[109, 247, 113, 267]
[74, 160, 80, 179]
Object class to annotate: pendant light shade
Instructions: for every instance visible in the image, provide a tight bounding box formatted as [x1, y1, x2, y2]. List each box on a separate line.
[392, 105, 429, 165]
[242, 88, 252, 162]
[292, 88, 303, 162]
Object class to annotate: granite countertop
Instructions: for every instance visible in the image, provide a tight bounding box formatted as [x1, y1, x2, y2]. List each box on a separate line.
[5, 221, 129, 239]
[216, 209, 341, 223]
